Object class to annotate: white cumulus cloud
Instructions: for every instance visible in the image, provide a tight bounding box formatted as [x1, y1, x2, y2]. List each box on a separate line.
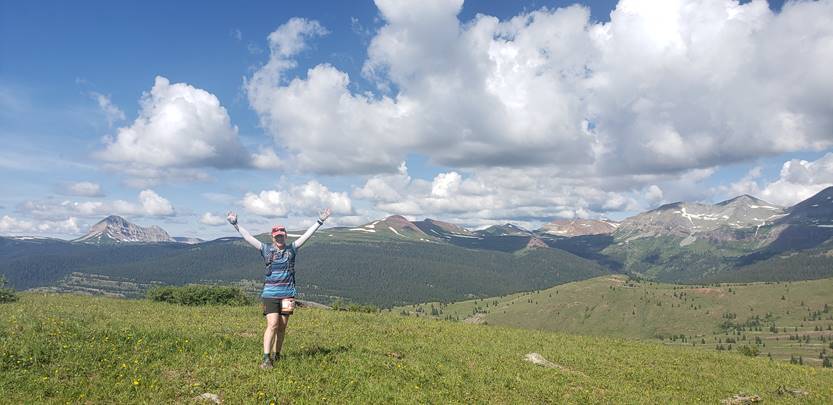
[242, 180, 352, 218]
[199, 212, 228, 226]
[0, 215, 81, 236]
[644, 185, 664, 205]
[97, 76, 252, 184]
[63, 181, 104, 197]
[246, 0, 833, 180]
[19, 189, 176, 220]
[137, 189, 175, 216]
[726, 153, 833, 206]
[250, 148, 284, 170]
[351, 164, 648, 228]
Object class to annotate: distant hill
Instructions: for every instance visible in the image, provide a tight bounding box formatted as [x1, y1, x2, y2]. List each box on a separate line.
[401, 275, 833, 367]
[173, 236, 203, 244]
[0, 236, 190, 291]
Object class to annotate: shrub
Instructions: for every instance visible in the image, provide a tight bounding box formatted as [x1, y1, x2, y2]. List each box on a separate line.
[0, 275, 18, 303]
[348, 303, 379, 313]
[737, 345, 760, 357]
[146, 285, 252, 306]
[330, 298, 379, 313]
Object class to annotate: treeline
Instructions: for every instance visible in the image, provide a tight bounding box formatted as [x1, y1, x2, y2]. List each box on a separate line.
[0, 237, 190, 289]
[294, 239, 609, 307]
[712, 253, 833, 283]
[1, 236, 609, 308]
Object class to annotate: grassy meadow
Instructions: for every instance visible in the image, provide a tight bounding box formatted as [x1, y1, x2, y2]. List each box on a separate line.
[1, 293, 832, 403]
[399, 276, 833, 367]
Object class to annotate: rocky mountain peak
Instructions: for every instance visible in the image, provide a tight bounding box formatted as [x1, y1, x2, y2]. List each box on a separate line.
[616, 194, 787, 240]
[525, 236, 549, 249]
[384, 214, 410, 223]
[415, 218, 474, 236]
[74, 215, 175, 244]
[539, 218, 619, 237]
[101, 215, 129, 225]
[716, 194, 773, 207]
[479, 223, 532, 237]
[376, 215, 427, 236]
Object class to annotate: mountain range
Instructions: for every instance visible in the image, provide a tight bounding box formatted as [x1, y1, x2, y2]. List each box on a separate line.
[2, 187, 833, 306]
[600, 187, 833, 282]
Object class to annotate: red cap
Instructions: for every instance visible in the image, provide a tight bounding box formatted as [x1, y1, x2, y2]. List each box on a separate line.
[271, 225, 286, 236]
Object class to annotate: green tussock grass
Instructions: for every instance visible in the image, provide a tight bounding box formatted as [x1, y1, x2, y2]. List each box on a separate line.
[1, 293, 832, 403]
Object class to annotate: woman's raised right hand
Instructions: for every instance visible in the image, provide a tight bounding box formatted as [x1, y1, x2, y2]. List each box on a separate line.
[226, 211, 238, 225]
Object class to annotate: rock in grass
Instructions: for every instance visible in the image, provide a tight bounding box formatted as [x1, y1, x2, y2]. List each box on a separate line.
[386, 351, 403, 359]
[194, 393, 221, 404]
[523, 353, 588, 377]
[774, 385, 808, 397]
[524, 352, 558, 368]
[720, 393, 761, 404]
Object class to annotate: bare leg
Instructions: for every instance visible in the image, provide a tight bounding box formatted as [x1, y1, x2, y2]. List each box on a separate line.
[263, 313, 280, 355]
[272, 314, 290, 355]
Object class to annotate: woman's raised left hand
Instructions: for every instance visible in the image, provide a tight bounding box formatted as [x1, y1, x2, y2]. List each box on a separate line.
[318, 208, 332, 222]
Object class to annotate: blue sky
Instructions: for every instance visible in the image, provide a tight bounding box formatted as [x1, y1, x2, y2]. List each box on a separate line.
[2, 0, 830, 240]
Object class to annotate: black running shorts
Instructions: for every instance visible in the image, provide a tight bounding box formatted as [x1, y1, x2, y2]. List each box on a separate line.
[262, 297, 294, 316]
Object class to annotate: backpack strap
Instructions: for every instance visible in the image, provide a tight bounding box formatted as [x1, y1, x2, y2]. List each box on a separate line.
[265, 247, 284, 269]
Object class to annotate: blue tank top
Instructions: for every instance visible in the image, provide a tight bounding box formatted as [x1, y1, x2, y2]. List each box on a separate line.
[260, 242, 297, 299]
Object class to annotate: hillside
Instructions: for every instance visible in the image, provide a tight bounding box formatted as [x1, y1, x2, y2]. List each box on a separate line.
[2, 294, 831, 403]
[0, 233, 609, 307]
[711, 237, 833, 283]
[0, 236, 190, 290]
[401, 276, 833, 366]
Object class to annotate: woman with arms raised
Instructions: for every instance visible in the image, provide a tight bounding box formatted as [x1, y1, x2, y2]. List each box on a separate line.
[226, 208, 331, 369]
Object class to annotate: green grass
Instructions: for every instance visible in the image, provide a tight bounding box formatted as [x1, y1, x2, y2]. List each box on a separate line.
[2, 294, 832, 403]
[400, 276, 833, 367]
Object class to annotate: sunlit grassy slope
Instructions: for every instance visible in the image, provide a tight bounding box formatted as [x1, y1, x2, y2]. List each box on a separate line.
[401, 276, 833, 366]
[2, 294, 832, 403]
